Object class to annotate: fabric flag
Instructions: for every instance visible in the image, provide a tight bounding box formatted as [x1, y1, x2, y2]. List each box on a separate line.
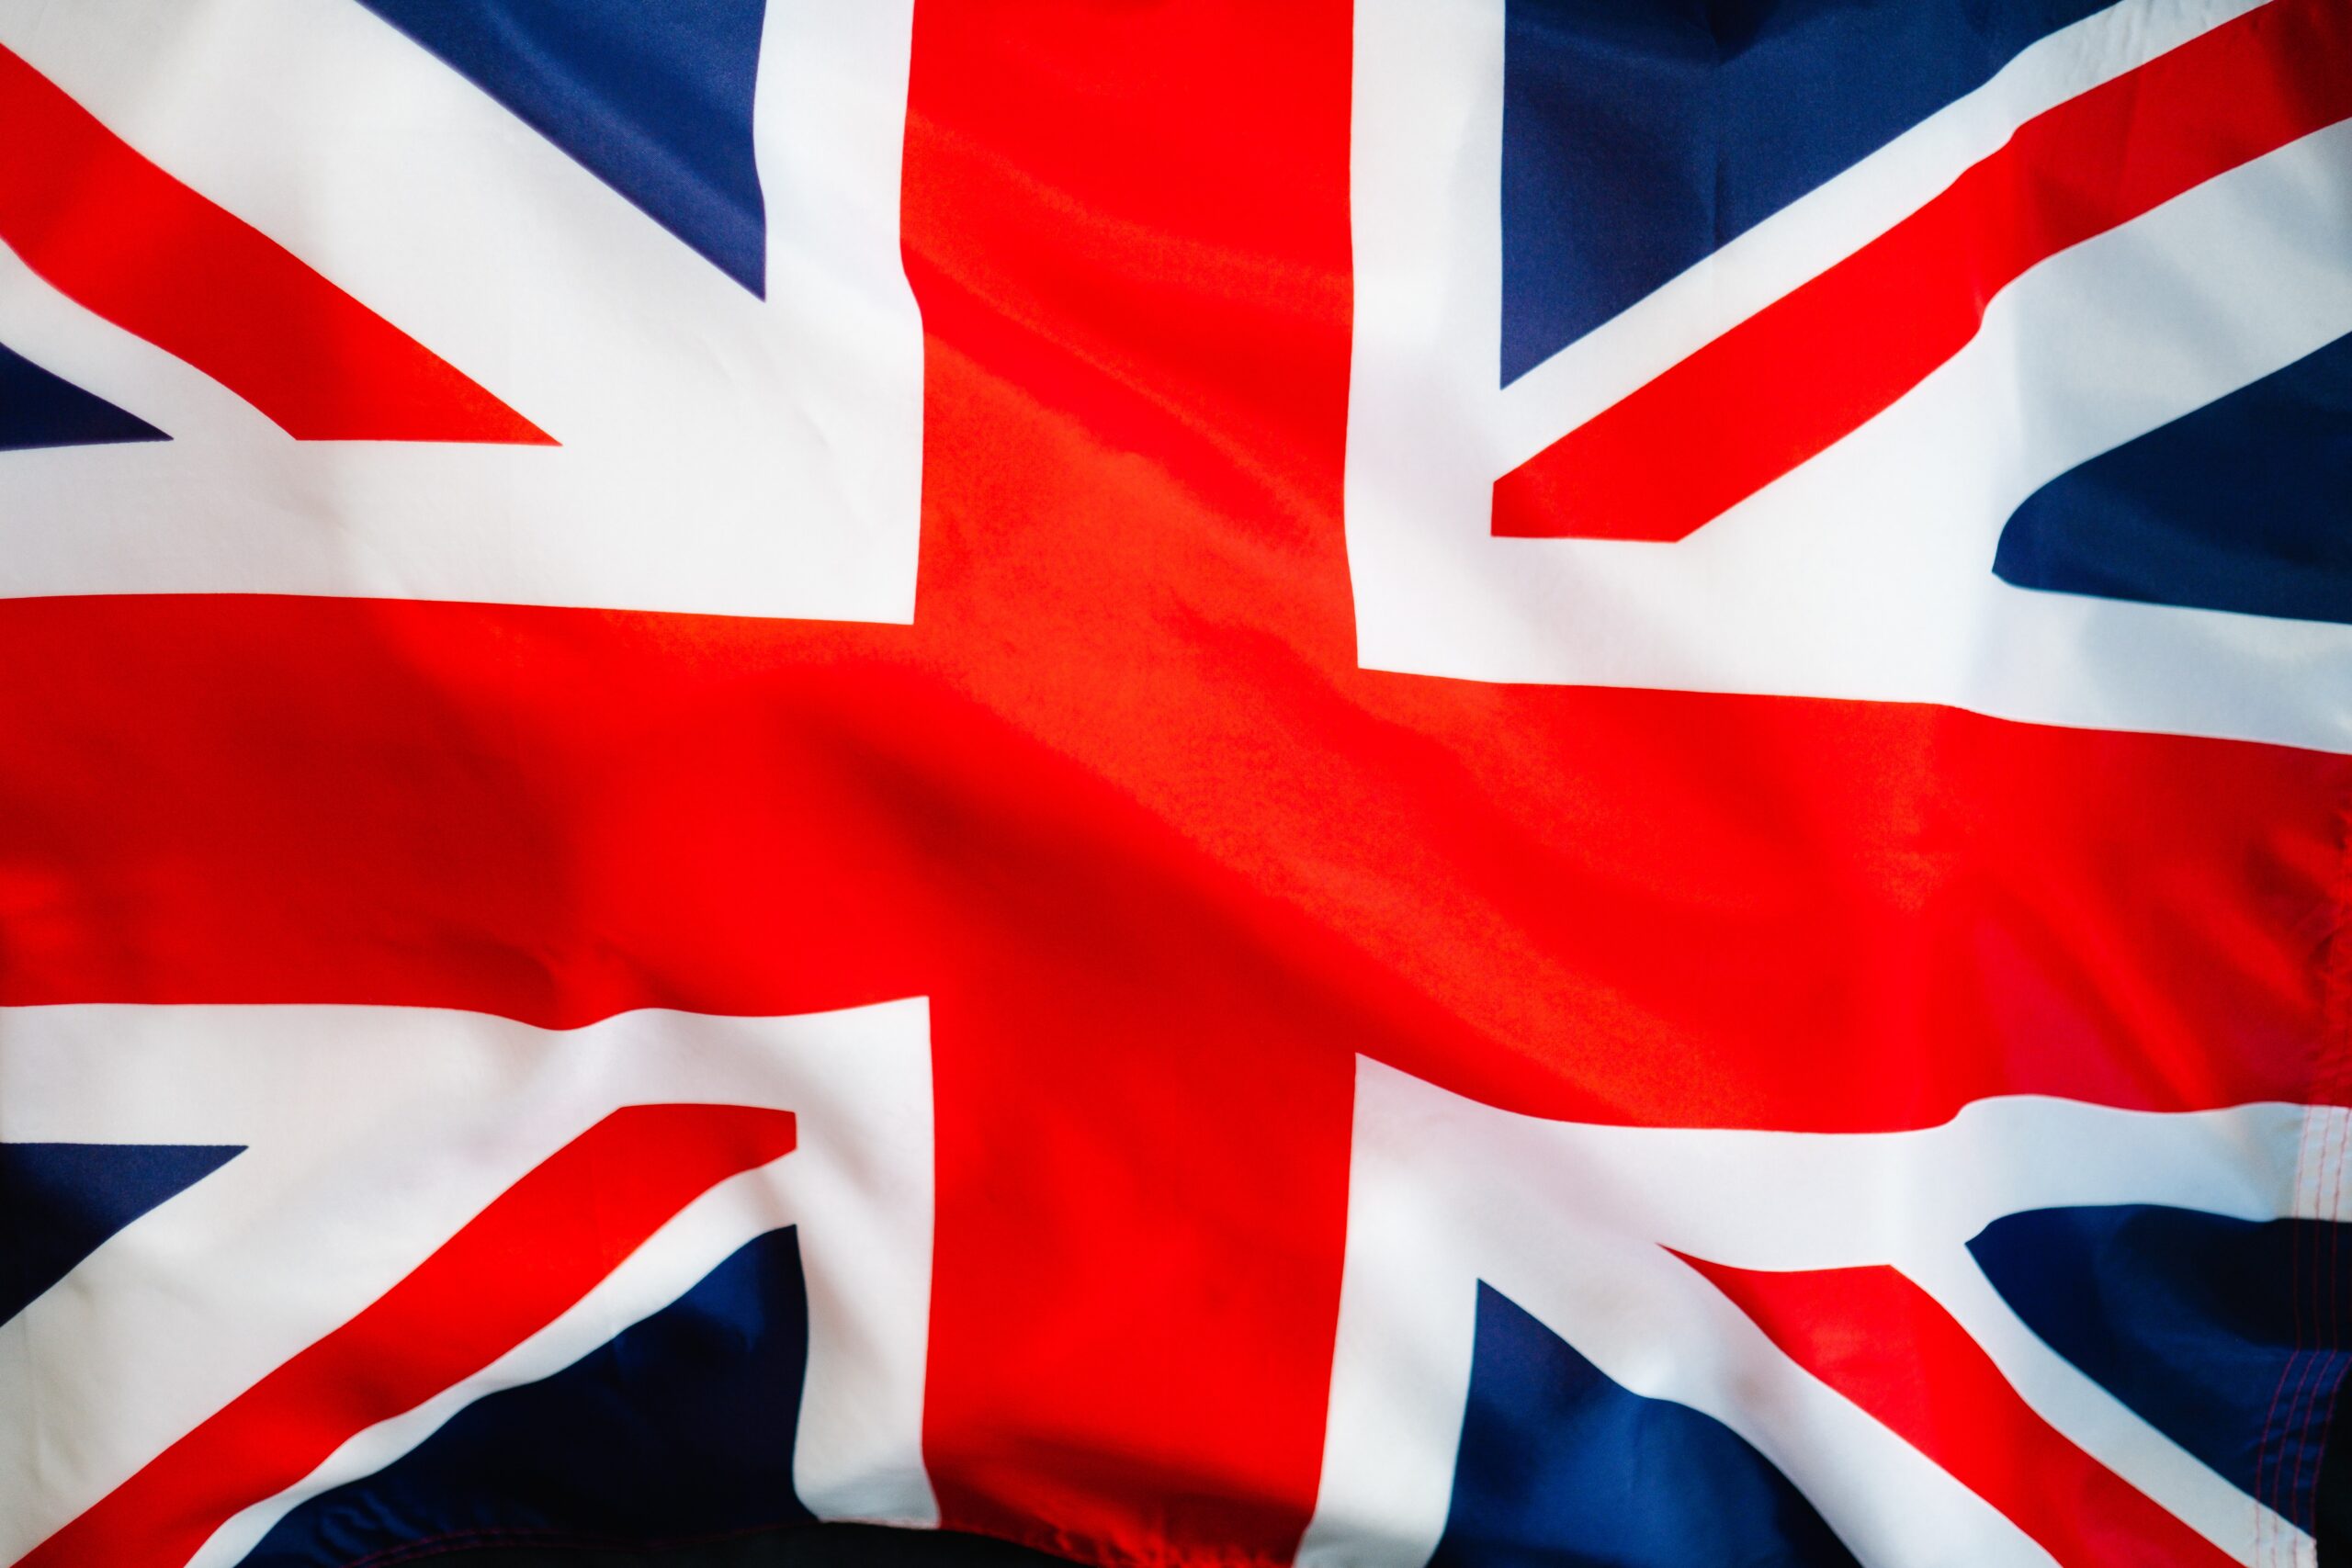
[1, 3, 2346, 1567]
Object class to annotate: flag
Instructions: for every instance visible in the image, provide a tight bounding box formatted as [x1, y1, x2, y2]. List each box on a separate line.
[1, 3, 2346, 1566]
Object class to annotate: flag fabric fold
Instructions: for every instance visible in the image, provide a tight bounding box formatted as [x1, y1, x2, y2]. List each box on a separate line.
[0, 4, 2346, 1567]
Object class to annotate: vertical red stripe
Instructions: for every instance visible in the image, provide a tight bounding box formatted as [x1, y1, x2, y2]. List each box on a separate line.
[0, 44, 550, 444]
[1494, 0, 2352, 541]
[21, 1102, 796, 1568]
[899, 6, 1361, 1561]
[1683, 1256, 2240, 1566]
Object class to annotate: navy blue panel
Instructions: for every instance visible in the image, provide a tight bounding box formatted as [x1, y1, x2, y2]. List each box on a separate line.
[1993, 331, 2352, 624]
[0, 1143, 240, 1325]
[238, 1226, 815, 1567]
[0, 341, 166, 451]
[2321, 1407, 2352, 1567]
[354, 0, 769, 296]
[1432, 1282, 1860, 1567]
[1972, 1204, 2352, 1530]
[1499, 0, 2117, 384]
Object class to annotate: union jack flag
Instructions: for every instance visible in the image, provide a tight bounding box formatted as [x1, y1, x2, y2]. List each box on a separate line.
[1, 3, 2346, 1567]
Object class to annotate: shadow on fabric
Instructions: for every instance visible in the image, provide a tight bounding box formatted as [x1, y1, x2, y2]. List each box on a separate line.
[436, 1523, 1076, 1567]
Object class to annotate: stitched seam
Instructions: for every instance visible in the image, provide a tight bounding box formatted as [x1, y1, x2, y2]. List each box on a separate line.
[2258, 779, 2352, 1565]
[2284, 784, 2352, 1563]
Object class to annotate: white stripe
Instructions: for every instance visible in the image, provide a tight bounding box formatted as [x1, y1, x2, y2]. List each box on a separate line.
[0, 999, 938, 1562]
[1489, 0, 2280, 467]
[0, 0, 923, 619]
[1916, 1248, 2269, 1564]
[1300, 1058, 2319, 1568]
[184, 1157, 808, 1568]
[1348, 53, 2352, 750]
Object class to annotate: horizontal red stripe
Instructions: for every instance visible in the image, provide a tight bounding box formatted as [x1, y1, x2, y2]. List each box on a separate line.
[1685, 1256, 2238, 1566]
[0, 592, 2338, 1564]
[21, 1102, 796, 1568]
[0, 44, 551, 444]
[1494, 0, 2352, 541]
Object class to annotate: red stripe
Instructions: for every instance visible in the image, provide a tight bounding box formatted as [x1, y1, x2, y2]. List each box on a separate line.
[1683, 1256, 2240, 1566]
[0, 45, 551, 445]
[20, 1102, 796, 1568]
[1493, 0, 2352, 541]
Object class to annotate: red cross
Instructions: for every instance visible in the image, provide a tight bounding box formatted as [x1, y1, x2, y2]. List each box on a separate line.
[2, 6, 2341, 1566]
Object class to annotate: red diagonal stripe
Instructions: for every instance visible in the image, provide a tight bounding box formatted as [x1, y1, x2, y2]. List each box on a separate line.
[20, 1101, 796, 1568]
[0, 44, 551, 445]
[1494, 0, 2352, 541]
[1680, 1254, 2238, 1567]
